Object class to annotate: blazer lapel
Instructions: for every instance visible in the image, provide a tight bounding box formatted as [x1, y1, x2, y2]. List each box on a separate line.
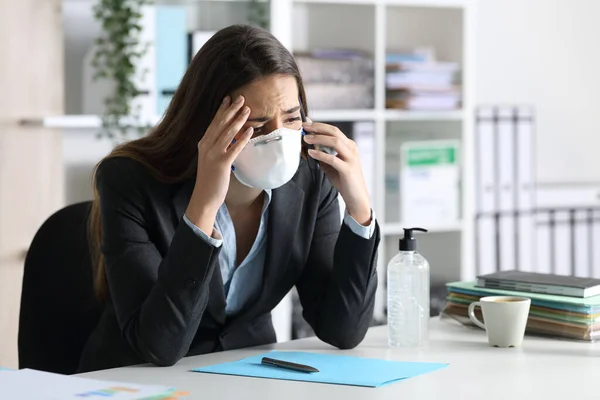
[206, 267, 227, 324]
[254, 180, 305, 315]
[172, 180, 227, 325]
[229, 180, 305, 326]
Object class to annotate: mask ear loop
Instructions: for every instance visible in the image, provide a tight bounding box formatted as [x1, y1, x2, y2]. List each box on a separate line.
[299, 96, 320, 179]
[231, 139, 236, 171]
[300, 99, 317, 163]
[299, 100, 314, 151]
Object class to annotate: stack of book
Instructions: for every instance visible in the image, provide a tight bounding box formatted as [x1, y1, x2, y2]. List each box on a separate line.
[442, 271, 600, 342]
[385, 50, 460, 111]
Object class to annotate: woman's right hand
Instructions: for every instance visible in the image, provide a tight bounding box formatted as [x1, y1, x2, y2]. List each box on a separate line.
[185, 95, 254, 233]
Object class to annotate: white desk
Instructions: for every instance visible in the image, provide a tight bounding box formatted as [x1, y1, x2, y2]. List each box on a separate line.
[79, 317, 600, 399]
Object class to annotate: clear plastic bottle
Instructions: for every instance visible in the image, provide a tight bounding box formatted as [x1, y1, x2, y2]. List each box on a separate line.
[387, 227, 430, 347]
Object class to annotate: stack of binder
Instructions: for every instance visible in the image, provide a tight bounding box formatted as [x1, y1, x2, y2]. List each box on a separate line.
[442, 281, 600, 342]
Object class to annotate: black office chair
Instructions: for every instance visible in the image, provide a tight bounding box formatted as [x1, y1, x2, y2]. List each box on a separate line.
[18, 201, 103, 374]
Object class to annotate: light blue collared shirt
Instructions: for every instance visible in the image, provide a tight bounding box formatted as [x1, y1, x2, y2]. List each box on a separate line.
[183, 190, 375, 316]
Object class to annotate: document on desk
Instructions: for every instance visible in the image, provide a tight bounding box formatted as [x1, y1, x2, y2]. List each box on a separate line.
[193, 351, 448, 387]
[0, 368, 189, 399]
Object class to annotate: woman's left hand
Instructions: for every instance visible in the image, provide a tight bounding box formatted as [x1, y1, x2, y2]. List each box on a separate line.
[303, 121, 372, 225]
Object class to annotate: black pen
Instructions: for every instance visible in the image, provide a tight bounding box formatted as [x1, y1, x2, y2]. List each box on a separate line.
[261, 357, 320, 373]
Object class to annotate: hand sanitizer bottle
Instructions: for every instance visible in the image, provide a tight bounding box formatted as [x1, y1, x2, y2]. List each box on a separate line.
[387, 227, 430, 347]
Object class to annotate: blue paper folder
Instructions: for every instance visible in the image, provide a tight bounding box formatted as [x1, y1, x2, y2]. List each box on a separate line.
[193, 351, 447, 387]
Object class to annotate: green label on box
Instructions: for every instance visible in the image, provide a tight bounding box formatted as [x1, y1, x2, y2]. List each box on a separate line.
[406, 147, 456, 167]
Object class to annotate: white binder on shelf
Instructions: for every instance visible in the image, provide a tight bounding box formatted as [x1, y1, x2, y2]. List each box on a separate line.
[515, 107, 536, 273]
[475, 107, 498, 276]
[475, 107, 496, 215]
[496, 108, 516, 272]
[476, 215, 498, 276]
[516, 107, 535, 211]
[574, 209, 591, 278]
[497, 108, 516, 214]
[475, 106, 536, 275]
[535, 211, 551, 275]
[593, 209, 600, 278]
[553, 210, 574, 276]
[517, 213, 536, 273]
[130, 5, 157, 121]
[535, 187, 600, 279]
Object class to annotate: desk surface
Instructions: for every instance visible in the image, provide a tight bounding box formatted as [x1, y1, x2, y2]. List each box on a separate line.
[79, 317, 600, 399]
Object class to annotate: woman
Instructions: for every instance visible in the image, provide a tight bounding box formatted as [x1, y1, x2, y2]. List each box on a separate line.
[78, 24, 380, 373]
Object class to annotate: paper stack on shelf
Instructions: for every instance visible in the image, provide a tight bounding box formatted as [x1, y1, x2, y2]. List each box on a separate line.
[295, 49, 374, 110]
[385, 49, 461, 111]
[442, 281, 600, 342]
[0, 368, 190, 399]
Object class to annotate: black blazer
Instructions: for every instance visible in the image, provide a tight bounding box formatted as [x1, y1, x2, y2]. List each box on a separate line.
[78, 157, 380, 373]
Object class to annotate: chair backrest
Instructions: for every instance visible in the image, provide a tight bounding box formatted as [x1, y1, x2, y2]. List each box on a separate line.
[18, 201, 103, 374]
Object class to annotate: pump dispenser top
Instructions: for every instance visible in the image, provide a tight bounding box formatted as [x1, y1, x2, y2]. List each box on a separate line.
[399, 227, 428, 251]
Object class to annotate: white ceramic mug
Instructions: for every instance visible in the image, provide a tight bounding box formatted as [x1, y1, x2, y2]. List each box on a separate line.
[468, 296, 531, 347]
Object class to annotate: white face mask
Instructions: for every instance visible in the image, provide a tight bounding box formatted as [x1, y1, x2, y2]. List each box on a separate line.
[232, 127, 302, 190]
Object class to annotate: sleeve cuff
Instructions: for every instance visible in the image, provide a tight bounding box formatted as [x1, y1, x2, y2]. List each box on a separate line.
[183, 214, 223, 247]
[343, 208, 376, 239]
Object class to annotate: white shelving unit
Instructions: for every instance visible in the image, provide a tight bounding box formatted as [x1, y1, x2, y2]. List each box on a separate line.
[271, 0, 477, 320]
[52, 0, 476, 335]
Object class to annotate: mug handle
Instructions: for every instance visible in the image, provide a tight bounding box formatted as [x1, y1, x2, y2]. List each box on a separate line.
[468, 301, 486, 329]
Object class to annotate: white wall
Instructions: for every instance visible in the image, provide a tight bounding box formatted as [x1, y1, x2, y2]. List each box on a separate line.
[476, 0, 600, 184]
[63, 1, 100, 114]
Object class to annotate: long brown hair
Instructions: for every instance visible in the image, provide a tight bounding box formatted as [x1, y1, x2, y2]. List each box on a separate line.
[90, 24, 308, 300]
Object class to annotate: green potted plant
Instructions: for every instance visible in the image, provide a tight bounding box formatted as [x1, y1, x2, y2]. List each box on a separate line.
[92, 0, 153, 138]
[92, 0, 270, 139]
